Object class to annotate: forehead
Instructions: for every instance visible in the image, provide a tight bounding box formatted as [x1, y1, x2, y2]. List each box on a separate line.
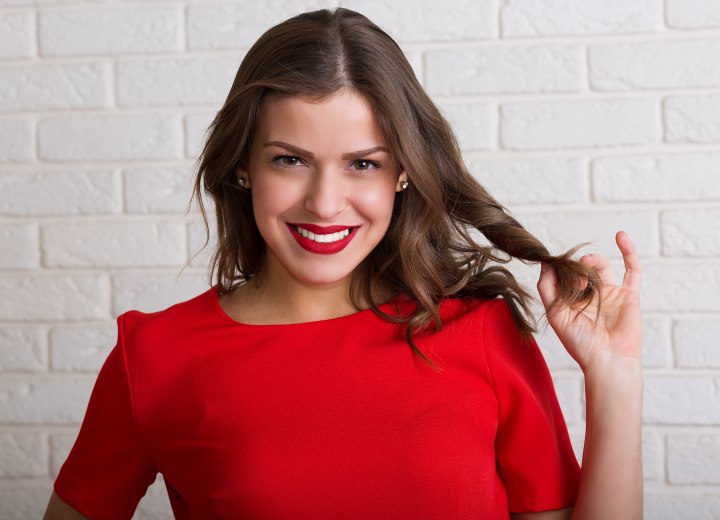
[254, 90, 386, 146]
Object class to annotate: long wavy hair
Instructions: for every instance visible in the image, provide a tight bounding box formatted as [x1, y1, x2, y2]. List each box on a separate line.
[188, 7, 603, 371]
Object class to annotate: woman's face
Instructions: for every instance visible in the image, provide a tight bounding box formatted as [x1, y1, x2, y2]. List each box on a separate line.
[238, 89, 407, 289]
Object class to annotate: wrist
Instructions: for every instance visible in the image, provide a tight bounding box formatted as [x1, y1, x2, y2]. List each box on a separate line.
[583, 355, 643, 389]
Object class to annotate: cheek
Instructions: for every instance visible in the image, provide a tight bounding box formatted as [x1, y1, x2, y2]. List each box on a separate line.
[250, 178, 300, 220]
[354, 182, 398, 222]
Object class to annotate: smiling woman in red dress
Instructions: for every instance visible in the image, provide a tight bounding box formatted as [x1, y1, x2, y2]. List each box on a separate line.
[44, 7, 643, 520]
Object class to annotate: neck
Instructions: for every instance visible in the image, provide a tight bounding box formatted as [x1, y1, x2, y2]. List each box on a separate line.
[250, 277, 359, 322]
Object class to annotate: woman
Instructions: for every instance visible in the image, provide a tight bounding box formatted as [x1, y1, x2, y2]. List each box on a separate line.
[44, 7, 643, 520]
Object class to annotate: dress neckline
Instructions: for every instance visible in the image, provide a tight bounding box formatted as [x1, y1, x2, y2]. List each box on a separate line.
[209, 284, 408, 328]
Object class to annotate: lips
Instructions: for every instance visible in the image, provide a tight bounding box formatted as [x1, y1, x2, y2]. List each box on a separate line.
[287, 223, 359, 255]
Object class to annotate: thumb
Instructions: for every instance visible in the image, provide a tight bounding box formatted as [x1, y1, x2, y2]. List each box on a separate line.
[537, 262, 558, 309]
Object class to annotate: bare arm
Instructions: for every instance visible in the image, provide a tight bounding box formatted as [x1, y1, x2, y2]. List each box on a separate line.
[570, 359, 644, 519]
[43, 491, 91, 520]
[537, 231, 644, 519]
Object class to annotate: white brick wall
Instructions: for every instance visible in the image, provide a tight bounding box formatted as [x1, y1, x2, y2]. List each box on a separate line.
[0, 0, 718, 517]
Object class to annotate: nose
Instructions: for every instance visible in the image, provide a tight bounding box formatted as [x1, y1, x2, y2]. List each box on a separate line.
[303, 169, 347, 220]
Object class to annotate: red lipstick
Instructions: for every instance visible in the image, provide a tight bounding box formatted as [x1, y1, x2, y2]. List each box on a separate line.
[287, 223, 359, 255]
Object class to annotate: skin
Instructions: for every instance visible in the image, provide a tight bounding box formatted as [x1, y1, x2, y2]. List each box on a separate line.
[534, 231, 644, 520]
[43, 88, 643, 518]
[43, 492, 89, 520]
[220, 88, 408, 324]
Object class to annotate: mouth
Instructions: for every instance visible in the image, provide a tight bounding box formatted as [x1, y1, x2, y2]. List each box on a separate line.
[288, 223, 359, 244]
[286, 223, 360, 254]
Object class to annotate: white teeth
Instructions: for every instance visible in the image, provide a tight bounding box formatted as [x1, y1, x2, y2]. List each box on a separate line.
[294, 226, 351, 243]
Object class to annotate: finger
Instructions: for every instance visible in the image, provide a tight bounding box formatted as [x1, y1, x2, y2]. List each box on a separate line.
[579, 253, 615, 286]
[537, 262, 559, 308]
[617, 230, 642, 292]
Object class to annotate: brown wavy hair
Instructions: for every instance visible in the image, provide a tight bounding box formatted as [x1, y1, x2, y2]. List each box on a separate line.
[187, 7, 603, 371]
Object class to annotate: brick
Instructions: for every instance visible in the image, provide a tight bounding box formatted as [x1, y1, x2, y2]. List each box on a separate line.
[593, 153, 720, 202]
[426, 46, 582, 95]
[0, 376, 95, 423]
[643, 263, 720, 312]
[0, 487, 52, 520]
[117, 58, 238, 107]
[0, 223, 38, 268]
[0, 275, 109, 321]
[645, 494, 720, 520]
[662, 208, 720, 256]
[435, 102, 495, 151]
[568, 429, 584, 462]
[641, 317, 671, 368]
[43, 221, 186, 267]
[341, 0, 495, 41]
[0, 62, 107, 112]
[0, 326, 46, 372]
[643, 430, 663, 481]
[38, 6, 182, 56]
[590, 40, 720, 90]
[501, 98, 659, 150]
[0, 118, 33, 161]
[112, 271, 209, 315]
[0, 432, 47, 476]
[501, 0, 663, 37]
[189, 0, 493, 50]
[666, 0, 720, 29]
[38, 114, 182, 161]
[535, 325, 581, 370]
[469, 157, 585, 204]
[124, 167, 195, 214]
[668, 435, 720, 484]
[188, 0, 335, 49]
[402, 48, 423, 86]
[187, 218, 216, 269]
[0, 0, 64, 3]
[49, 432, 74, 477]
[0, 11, 34, 59]
[185, 112, 216, 159]
[0, 170, 121, 216]
[674, 318, 720, 368]
[551, 375, 581, 425]
[643, 375, 720, 424]
[50, 324, 116, 372]
[665, 94, 720, 142]
[135, 474, 174, 520]
[516, 210, 657, 258]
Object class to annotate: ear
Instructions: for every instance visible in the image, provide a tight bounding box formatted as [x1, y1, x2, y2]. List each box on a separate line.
[395, 171, 408, 192]
[236, 168, 251, 189]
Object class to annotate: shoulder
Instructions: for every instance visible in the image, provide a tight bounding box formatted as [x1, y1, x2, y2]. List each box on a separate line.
[437, 296, 535, 354]
[437, 295, 508, 325]
[117, 286, 217, 353]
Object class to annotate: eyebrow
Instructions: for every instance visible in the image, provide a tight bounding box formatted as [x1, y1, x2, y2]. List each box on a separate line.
[263, 141, 390, 160]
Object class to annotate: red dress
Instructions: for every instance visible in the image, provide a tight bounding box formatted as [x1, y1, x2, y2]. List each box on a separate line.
[54, 285, 580, 519]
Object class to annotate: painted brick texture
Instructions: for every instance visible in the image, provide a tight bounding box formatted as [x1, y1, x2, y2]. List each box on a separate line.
[0, 0, 717, 517]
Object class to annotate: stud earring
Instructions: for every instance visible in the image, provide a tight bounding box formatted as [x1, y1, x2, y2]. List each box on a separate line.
[401, 180, 409, 190]
[238, 178, 247, 188]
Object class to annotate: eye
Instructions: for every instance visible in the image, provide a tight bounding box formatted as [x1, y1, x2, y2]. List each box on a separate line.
[351, 159, 381, 171]
[272, 155, 304, 167]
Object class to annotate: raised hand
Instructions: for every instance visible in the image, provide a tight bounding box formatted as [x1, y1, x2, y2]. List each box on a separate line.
[536, 230, 643, 374]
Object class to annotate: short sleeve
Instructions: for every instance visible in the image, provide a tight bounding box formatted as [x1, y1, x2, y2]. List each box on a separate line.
[482, 298, 580, 513]
[54, 313, 158, 520]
